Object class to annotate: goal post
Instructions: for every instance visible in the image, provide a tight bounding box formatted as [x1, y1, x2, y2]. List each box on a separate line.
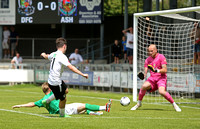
[133, 6, 200, 103]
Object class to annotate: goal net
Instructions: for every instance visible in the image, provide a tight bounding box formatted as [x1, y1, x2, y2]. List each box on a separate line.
[133, 6, 200, 104]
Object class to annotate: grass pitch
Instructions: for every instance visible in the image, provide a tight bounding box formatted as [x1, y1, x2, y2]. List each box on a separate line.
[0, 84, 200, 129]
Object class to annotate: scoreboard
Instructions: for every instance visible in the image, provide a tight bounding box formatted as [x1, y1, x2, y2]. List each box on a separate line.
[16, 0, 102, 24]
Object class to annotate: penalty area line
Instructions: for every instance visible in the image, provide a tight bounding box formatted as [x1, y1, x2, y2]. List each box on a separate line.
[1, 109, 199, 120]
[147, 103, 200, 110]
[0, 108, 51, 118]
[72, 116, 200, 120]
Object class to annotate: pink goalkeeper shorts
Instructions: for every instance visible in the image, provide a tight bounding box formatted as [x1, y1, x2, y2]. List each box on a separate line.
[147, 76, 167, 92]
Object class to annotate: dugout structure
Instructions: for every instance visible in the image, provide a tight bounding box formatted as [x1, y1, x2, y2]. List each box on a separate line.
[133, 6, 200, 103]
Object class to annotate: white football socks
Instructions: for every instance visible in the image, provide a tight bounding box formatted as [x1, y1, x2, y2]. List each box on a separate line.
[99, 106, 106, 111]
[59, 108, 65, 116]
[138, 100, 142, 105]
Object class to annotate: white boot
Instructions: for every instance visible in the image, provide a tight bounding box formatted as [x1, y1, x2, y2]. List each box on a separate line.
[173, 102, 181, 112]
[131, 101, 142, 110]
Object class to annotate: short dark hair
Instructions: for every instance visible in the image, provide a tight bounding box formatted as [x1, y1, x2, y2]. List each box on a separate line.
[42, 82, 49, 94]
[56, 37, 67, 48]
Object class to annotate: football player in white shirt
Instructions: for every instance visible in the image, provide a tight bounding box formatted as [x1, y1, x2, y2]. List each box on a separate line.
[41, 37, 88, 117]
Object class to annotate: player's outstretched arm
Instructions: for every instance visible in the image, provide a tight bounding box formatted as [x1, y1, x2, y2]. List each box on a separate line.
[41, 52, 49, 59]
[160, 64, 167, 74]
[67, 64, 88, 79]
[144, 67, 148, 78]
[12, 102, 36, 109]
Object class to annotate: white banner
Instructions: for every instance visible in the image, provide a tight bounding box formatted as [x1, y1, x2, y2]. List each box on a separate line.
[112, 72, 120, 87]
[0, 69, 34, 82]
[0, 0, 16, 25]
[136, 73, 195, 93]
[93, 72, 111, 87]
[121, 72, 128, 88]
[167, 73, 195, 92]
[128, 72, 133, 88]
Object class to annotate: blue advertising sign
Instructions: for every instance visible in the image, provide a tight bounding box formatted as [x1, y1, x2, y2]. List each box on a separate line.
[80, 71, 93, 85]
[61, 71, 93, 86]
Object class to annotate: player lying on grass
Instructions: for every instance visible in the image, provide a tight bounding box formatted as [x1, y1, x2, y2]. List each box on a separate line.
[12, 82, 112, 116]
[131, 44, 181, 112]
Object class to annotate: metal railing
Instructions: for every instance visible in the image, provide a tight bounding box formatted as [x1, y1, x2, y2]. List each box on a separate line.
[79, 43, 113, 64]
[10, 38, 100, 59]
[8, 37, 115, 64]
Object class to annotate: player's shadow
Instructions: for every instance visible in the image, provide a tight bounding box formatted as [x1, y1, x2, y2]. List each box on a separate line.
[41, 113, 58, 117]
[46, 116, 59, 118]
[121, 110, 130, 111]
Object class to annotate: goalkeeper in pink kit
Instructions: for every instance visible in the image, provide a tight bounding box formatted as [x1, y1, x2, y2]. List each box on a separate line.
[131, 44, 181, 112]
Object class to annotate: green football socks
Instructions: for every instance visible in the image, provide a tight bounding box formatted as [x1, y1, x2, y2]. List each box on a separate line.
[85, 103, 100, 111]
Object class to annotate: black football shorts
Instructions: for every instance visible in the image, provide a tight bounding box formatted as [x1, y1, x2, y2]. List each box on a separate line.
[48, 81, 68, 101]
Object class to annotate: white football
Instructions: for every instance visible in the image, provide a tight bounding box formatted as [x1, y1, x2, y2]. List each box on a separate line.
[120, 96, 130, 106]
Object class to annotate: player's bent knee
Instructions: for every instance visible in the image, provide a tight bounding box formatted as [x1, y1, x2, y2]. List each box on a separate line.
[59, 95, 67, 101]
[159, 92, 165, 96]
[158, 90, 166, 96]
[142, 81, 151, 87]
[81, 103, 86, 109]
[141, 84, 151, 90]
[65, 88, 69, 94]
[60, 98, 66, 101]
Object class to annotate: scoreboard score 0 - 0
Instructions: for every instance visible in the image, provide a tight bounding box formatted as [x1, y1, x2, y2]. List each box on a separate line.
[16, 0, 102, 24]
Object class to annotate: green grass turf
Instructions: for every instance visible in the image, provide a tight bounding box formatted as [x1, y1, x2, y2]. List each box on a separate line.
[0, 84, 200, 129]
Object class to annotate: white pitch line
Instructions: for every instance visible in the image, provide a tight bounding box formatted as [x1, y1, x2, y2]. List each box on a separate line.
[1, 89, 40, 94]
[71, 116, 200, 120]
[1, 89, 200, 110]
[178, 105, 200, 110]
[1, 109, 200, 120]
[148, 103, 200, 110]
[0, 108, 51, 118]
